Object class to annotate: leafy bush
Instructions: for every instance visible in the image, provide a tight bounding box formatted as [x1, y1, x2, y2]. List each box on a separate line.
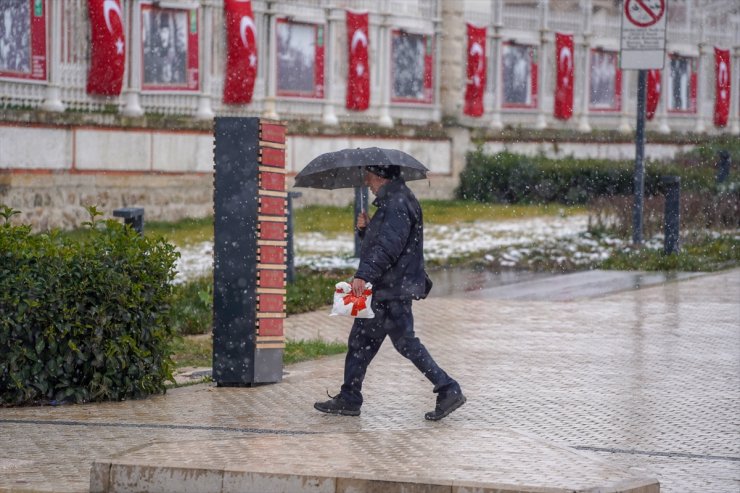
[0, 207, 179, 406]
[456, 149, 721, 204]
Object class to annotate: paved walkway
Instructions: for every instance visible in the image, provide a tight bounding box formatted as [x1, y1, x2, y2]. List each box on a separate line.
[1, 270, 738, 492]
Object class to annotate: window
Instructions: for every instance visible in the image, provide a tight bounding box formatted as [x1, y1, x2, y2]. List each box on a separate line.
[589, 49, 621, 111]
[141, 4, 199, 91]
[276, 19, 324, 98]
[391, 30, 433, 104]
[502, 42, 537, 108]
[668, 54, 697, 113]
[0, 0, 46, 81]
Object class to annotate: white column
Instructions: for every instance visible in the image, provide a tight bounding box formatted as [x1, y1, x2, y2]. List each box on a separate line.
[432, 18, 443, 122]
[657, 62, 671, 133]
[618, 70, 631, 133]
[694, 12, 707, 133]
[321, 8, 338, 125]
[731, 18, 740, 135]
[577, 0, 592, 132]
[122, 0, 144, 117]
[195, 4, 214, 120]
[489, 0, 503, 129]
[534, 0, 548, 129]
[42, 0, 64, 112]
[262, 12, 279, 120]
[378, 13, 393, 128]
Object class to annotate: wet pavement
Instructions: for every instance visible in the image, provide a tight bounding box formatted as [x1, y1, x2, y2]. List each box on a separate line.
[1, 269, 738, 492]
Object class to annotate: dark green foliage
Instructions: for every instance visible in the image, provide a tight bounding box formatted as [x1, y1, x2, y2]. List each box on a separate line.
[0, 209, 179, 406]
[600, 234, 740, 271]
[169, 275, 213, 336]
[456, 149, 722, 204]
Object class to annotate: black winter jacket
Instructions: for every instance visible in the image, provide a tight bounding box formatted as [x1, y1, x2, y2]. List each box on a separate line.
[355, 179, 426, 301]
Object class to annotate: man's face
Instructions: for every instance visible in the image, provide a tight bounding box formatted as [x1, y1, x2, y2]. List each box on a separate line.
[364, 171, 386, 196]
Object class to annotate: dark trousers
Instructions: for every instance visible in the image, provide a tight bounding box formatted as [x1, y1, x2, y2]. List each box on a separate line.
[339, 299, 458, 407]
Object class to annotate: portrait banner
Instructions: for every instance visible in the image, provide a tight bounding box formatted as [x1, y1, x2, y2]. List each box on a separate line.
[714, 47, 730, 127]
[463, 23, 486, 117]
[87, 0, 126, 95]
[0, 0, 46, 81]
[392, 30, 433, 104]
[346, 10, 369, 111]
[646, 69, 661, 120]
[276, 19, 324, 98]
[554, 32, 574, 120]
[223, 0, 257, 104]
[142, 4, 199, 91]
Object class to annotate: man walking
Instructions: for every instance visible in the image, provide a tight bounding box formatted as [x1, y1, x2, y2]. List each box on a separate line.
[314, 164, 465, 421]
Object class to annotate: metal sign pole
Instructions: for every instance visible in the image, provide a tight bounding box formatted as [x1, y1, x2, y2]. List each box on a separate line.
[633, 69, 647, 245]
[353, 186, 369, 257]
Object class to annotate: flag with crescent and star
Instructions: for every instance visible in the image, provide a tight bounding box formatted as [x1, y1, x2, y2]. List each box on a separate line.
[554, 32, 574, 120]
[646, 69, 661, 120]
[346, 10, 369, 111]
[713, 47, 731, 128]
[86, 0, 126, 95]
[223, 0, 257, 104]
[463, 23, 486, 117]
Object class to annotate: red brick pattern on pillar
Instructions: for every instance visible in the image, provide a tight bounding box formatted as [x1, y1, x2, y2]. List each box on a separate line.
[256, 120, 288, 348]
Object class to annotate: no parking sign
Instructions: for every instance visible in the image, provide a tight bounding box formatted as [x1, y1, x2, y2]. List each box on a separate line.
[620, 0, 667, 70]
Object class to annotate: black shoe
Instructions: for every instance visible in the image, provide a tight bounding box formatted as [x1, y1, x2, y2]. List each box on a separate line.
[314, 393, 361, 416]
[425, 392, 466, 421]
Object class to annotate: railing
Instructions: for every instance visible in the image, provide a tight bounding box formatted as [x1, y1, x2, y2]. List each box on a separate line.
[0, 0, 738, 134]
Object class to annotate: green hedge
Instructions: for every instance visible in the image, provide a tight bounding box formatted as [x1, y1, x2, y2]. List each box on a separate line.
[0, 209, 179, 406]
[456, 150, 722, 204]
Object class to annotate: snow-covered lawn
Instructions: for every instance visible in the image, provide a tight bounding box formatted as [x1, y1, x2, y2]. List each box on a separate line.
[174, 213, 648, 283]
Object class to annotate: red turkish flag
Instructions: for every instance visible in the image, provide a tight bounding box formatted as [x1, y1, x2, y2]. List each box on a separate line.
[714, 47, 731, 127]
[223, 0, 258, 104]
[86, 0, 126, 95]
[346, 10, 370, 111]
[554, 33, 574, 120]
[463, 23, 486, 117]
[646, 69, 661, 120]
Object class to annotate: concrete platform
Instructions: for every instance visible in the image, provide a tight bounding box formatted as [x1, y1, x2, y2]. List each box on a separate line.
[90, 428, 658, 493]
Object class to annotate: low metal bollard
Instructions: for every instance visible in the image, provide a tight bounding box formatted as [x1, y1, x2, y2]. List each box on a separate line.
[113, 207, 144, 235]
[353, 186, 369, 258]
[662, 176, 680, 255]
[716, 150, 731, 184]
[287, 191, 302, 283]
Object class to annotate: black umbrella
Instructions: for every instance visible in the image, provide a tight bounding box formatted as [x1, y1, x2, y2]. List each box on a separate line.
[294, 147, 429, 189]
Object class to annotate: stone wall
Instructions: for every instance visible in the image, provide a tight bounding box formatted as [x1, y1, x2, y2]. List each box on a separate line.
[1, 113, 710, 231]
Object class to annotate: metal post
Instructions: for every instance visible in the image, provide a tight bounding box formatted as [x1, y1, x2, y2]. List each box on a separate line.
[353, 186, 369, 257]
[632, 69, 647, 245]
[716, 150, 731, 183]
[113, 207, 145, 235]
[286, 191, 302, 283]
[662, 176, 680, 255]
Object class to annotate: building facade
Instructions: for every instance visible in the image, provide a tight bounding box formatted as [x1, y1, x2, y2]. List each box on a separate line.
[0, 0, 738, 228]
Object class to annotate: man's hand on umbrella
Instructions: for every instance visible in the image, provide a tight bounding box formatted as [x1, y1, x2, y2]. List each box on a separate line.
[351, 277, 366, 297]
[356, 211, 369, 230]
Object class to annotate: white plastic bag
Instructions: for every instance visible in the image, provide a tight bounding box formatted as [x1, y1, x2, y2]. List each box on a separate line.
[330, 281, 375, 318]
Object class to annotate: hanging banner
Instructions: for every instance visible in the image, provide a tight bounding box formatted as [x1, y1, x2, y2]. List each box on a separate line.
[463, 23, 486, 117]
[223, 0, 257, 104]
[554, 32, 574, 120]
[646, 69, 661, 120]
[714, 47, 730, 127]
[346, 10, 369, 111]
[86, 0, 126, 95]
[0, 0, 47, 81]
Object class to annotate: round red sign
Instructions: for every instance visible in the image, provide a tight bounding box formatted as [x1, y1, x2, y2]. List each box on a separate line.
[624, 0, 665, 28]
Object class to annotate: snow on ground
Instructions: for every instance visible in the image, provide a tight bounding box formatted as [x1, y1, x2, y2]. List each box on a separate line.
[175, 214, 591, 283]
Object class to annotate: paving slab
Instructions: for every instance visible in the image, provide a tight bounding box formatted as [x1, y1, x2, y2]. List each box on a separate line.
[0, 269, 738, 493]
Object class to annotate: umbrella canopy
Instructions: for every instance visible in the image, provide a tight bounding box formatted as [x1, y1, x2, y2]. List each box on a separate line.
[294, 147, 429, 189]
